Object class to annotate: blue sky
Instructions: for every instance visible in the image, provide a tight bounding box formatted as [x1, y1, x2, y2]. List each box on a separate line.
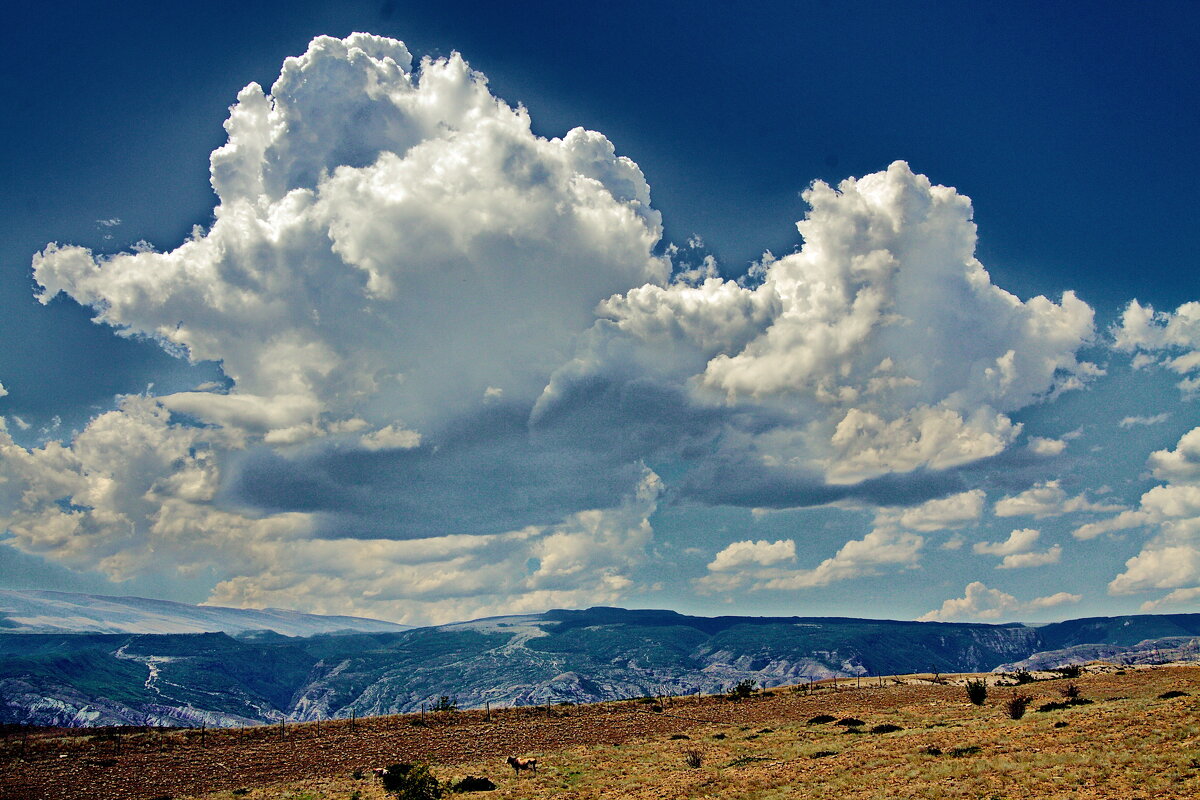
[1, 1, 1198, 625]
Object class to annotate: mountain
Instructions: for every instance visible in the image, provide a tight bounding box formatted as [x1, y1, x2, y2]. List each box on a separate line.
[0, 589, 410, 637]
[7, 604, 1198, 729]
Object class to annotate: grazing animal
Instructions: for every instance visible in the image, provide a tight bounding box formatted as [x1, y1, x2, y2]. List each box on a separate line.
[371, 767, 388, 778]
[506, 755, 537, 777]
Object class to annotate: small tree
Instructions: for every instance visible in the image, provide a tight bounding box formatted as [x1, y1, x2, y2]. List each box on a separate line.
[1061, 683, 1081, 701]
[965, 678, 988, 706]
[1005, 692, 1032, 720]
[432, 696, 457, 713]
[381, 763, 442, 800]
[728, 679, 757, 701]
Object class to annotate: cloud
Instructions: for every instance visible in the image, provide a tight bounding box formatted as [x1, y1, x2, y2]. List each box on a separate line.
[1027, 436, 1067, 456]
[1103, 427, 1200, 600]
[707, 539, 796, 572]
[0, 381, 7, 398]
[358, 423, 421, 451]
[33, 33, 668, 443]
[544, 160, 1096, 497]
[0, 33, 1112, 621]
[1140, 586, 1200, 612]
[997, 545, 1062, 569]
[206, 468, 663, 625]
[1113, 300, 1200, 392]
[993, 480, 1124, 519]
[1028, 591, 1082, 609]
[875, 489, 985, 532]
[757, 529, 924, 590]
[973, 528, 1040, 556]
[919, 580, 1080, 621]
[1119, 413, 1170, 429]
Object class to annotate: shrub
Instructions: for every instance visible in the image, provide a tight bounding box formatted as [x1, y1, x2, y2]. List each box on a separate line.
[870, 723, 902, 734]
[450, 776, 497, 792]
[965, 678, 988, 706]
[669, 734, 690, 740]
[921, 746, 943, 756]
[1005, 692, 1032, 720]
[1159, 690, 1190, 699]
[432, 696, 458, 713]
[807, 714, 836, 724]
[1012, 670, 1036, 685]
[1053, 721, 1068, 728]
[381, 763, 443, 800]
[352, 768, 366, 780]
[835, 717, 864, 727]
[1062, 683, 1081, 701]
[949, 745, 981, 757]
[1055, 664, 1082, 679]
[684, 749, 703, 768]
[810, 750, 837, 758]
[728, 679, 757, 701]
[712, 733, 726, 740]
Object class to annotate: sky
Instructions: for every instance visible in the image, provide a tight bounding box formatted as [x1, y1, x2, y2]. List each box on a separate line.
[1, 1, 1198, 626]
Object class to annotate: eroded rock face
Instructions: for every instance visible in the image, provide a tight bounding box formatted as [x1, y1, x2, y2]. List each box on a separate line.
[6, 608, 1199, 727]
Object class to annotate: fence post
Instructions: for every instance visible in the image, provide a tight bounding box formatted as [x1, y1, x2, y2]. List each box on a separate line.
[200, 723, 205, 748]
[485, 701, 491, 722]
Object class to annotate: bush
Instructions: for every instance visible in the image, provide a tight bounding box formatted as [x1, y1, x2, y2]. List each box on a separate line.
[1055, 664, 1082, 679]
[870, 723, 902, 734]
[432, 696, 458, 713]
[807, 714, 836, 724]
[450, 776, 497, 792]
[965, 678, 988, 706]
[1012, 670, 1036, 685]
[684, 749, 703, 768]
[835, 717, 864, 727]
[728, 679, 757, 701]
[381, 763, 443, 800]
[1005, 693, 1032, 720]
[949, 745, 981, 757]
[1062, 683, 1081, 701]
[1159, 690, 1190, 699]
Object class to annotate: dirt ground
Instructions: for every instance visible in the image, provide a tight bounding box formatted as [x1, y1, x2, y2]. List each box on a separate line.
[3, 665, 1198, 800]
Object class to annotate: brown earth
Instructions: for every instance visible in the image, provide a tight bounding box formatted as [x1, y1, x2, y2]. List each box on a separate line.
[3, 665, 1198, 800]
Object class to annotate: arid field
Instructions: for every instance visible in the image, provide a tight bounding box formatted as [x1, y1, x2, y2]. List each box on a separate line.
[4, 664, 1199, 800]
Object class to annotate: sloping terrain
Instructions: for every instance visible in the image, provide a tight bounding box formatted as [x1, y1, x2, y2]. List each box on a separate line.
[2, 665, 1198, 800]
[2, 606, 1199, 728]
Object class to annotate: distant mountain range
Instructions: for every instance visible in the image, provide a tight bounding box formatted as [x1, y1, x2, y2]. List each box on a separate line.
[0, 589, 410, 637]
[1, 597, 1198, 728]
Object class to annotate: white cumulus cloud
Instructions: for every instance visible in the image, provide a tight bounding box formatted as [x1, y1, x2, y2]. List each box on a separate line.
[973, 528, 1040, 556]
[919, 581, 1080, 621]
[994, 480, 1124, 519]
[1113, 300, 1200, 393]
[553, 160, 1096, 488]
[707, 539, 797, 572]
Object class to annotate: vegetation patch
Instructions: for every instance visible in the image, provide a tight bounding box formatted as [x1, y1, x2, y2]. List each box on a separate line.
[869, 723, 902, 734]
[807, 714, 836, 724]
[835, 717, 865, 727]
[1159, 690, 1190, 699]
[948, 745, 981, 757]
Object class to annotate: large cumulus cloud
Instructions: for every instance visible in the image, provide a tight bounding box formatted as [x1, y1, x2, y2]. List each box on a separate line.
[3, 34, 1104, 621]
[543, 161, 1097, 491]
[34, 33, 668, 440]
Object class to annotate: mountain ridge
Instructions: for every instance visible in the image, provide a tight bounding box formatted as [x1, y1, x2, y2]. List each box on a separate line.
[0, 589, 410, 637]
[3, 601, 1199, 729]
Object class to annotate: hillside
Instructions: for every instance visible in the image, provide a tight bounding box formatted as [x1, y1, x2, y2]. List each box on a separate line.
[2, 664, 1198, 799]
[2, 605, 1199, 728]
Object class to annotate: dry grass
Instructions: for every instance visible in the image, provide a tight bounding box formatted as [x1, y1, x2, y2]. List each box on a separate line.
[8, 665, 1200, 800]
